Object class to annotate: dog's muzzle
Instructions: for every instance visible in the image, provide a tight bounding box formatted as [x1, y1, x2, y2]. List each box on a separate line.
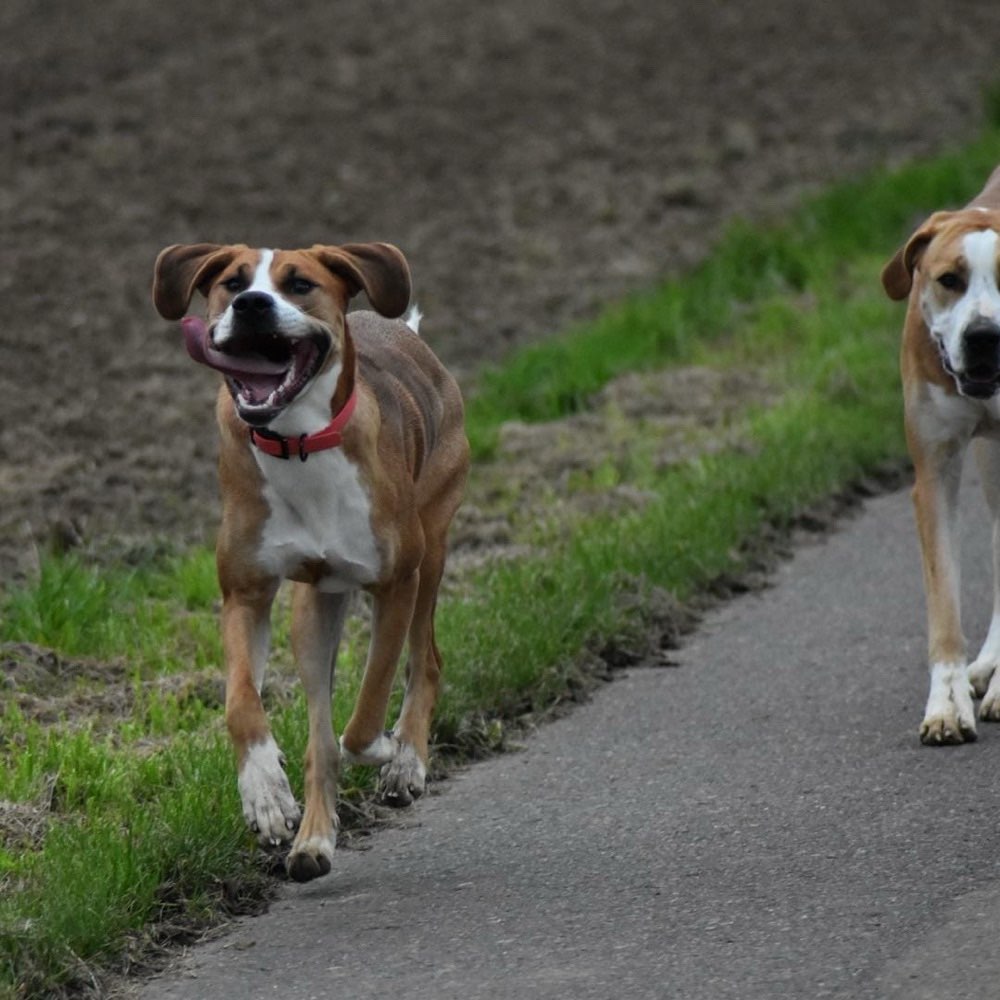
[957, 319, 1000, 398]
[181, 304, 330, 426]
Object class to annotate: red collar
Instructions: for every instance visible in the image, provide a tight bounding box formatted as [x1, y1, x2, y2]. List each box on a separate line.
[249, 388, 358, 461]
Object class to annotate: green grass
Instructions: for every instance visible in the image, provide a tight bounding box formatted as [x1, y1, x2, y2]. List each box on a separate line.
[465, 128, 1000, 456]
[1, 550, 221, 672]
[4, 124, 1000, 997]
[431, 255, 908, 738]
[1, 723, 256, 999]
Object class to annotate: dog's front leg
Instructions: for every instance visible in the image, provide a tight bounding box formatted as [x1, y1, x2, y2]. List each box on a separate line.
[911, 439, 976, 744]
[222, 582, 302, 843]
[286, 583, 350, 882]
[969, 438, 1000, 718]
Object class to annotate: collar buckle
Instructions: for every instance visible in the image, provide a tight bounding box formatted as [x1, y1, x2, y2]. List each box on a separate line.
[248, 388, 357, 461]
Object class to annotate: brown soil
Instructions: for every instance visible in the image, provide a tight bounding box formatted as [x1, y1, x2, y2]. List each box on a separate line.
[3, 0, 999, 582]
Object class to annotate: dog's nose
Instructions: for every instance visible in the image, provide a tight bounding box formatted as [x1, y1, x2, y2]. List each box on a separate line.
[963, 319, 1000, 382]
[232, 291, 274, 316]
[964, 320, 1000, 357]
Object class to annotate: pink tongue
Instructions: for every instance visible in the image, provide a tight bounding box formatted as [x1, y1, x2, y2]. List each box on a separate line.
[180, 316, 288, 378]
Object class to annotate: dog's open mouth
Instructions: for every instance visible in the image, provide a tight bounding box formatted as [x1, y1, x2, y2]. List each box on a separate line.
[181, 317, 329, 424]
[946, 362, 1000, 400]
[935, 337, 1000, 399]
[958, 370, 1000, 399]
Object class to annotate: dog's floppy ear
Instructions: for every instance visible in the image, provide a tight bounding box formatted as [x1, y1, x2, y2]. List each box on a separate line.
[880, 212, 953, 301]
[310, 242, 411, 319]
[153, 243, 244, 320]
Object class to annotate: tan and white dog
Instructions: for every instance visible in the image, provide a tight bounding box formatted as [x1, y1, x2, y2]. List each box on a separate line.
[153, 242, 468, 879]
[882, 165, 1000, 745]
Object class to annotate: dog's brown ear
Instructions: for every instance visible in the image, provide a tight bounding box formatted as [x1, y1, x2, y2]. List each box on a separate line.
[880, 212, 952, 301]
[153, 243, 244, 320]
[310, 242, 411, 318]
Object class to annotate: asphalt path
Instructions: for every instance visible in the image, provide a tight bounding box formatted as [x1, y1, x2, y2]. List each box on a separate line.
[140, 473, 1000, 1000]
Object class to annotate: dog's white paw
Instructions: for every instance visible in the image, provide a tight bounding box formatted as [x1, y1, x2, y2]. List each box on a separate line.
[287, 833, 336, 883]
[920, 662, 977, 745]
[921, 711, 977, 745]
[340, 730, 398, 767]
[379, 741, 427, 807]
[237, 737, 301, 845]
[979, 670, 1000, 722]
[968, 658, 998, 699]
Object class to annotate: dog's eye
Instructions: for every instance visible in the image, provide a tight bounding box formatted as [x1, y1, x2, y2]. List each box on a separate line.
[938, 272, 965, 292]
[222, 276, 246, 293]
[288, 277, 317, 296]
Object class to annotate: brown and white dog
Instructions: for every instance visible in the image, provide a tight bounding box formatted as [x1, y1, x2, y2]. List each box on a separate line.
[882, 165, 1000, 745]
[153, 242, 468, 879]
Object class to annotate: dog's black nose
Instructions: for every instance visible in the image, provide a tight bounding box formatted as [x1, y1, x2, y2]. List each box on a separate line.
[963, 319, 1000, 384]
[964, 320, 1000, 356]
[232, 291, 274, 316]
[965, 318, 1000, 344]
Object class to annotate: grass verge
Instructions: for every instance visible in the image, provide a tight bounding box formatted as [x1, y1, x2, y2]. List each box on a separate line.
[4, 124, 1000, 997]
[465, 127, 1000, 456]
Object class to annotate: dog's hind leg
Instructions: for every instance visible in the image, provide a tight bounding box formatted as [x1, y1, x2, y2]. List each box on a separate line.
[971, 438, 1000, 718]
[379, 533, 449, 806]
[286, 583, 350, 882]
[340, 572, 420, 767]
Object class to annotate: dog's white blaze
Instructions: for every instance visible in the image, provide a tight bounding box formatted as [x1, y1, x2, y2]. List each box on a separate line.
[252, 248, 317, 334]
[238, 735, 300, 844]
[212, 249, 270, 348]
[213, 248, 319, 349]
[254, 447, 381, 591]
[962, 229, 1000, 322]
[249, 248, 276, 292]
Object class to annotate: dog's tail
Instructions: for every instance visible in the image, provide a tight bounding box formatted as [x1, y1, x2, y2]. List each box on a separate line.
[404, 304, 423, 335]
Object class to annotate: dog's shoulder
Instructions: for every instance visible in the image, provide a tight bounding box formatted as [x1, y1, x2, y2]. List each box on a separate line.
[349, 310, 465, 477]
[349, 310, 438, 366]
[350, 310, 461, 407]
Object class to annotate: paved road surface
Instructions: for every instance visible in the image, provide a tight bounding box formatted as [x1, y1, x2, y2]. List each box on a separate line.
[141, 475, 1000, 999]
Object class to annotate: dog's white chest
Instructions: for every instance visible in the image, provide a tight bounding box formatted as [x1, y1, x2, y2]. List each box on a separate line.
[255, 450, 381, 591]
